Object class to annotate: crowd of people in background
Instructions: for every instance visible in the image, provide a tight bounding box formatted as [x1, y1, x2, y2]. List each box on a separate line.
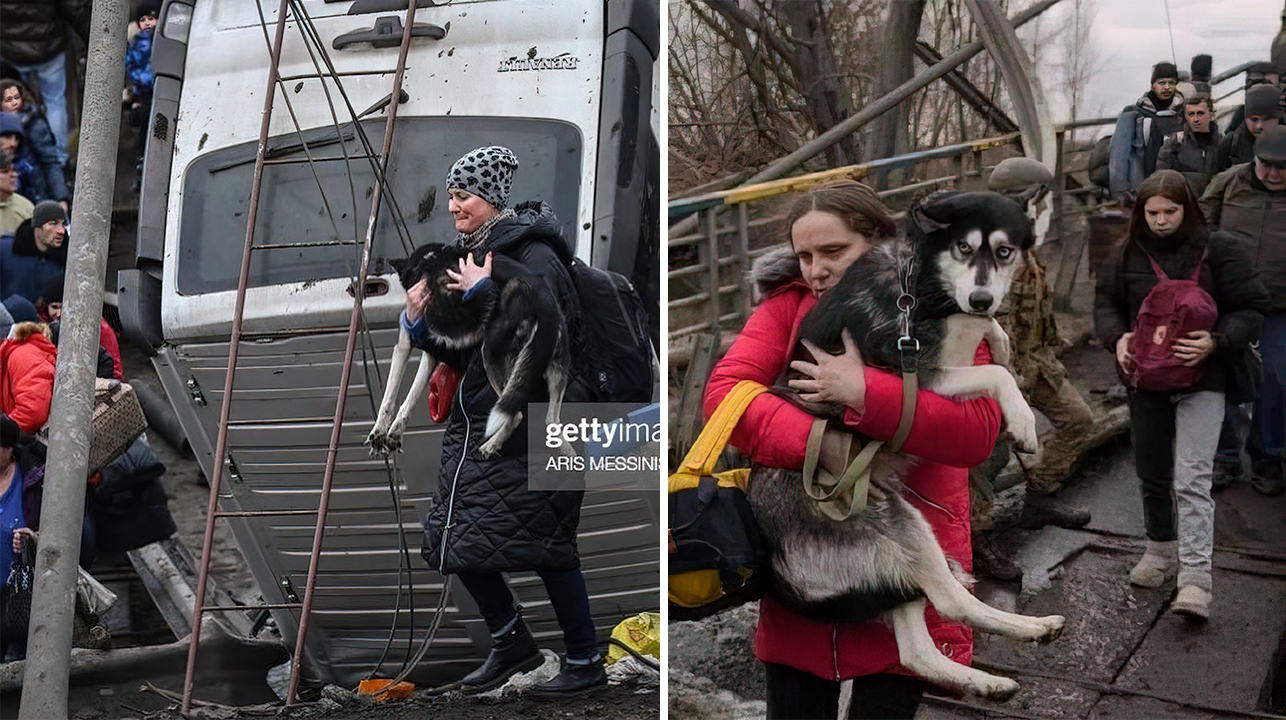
[1093, 58, 1286, 622]
[0, 0, 167, 661]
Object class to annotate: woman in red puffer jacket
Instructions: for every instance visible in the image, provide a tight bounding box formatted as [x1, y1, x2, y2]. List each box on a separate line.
[702, 181, 1003, 719]
[0, 321, 56, 433]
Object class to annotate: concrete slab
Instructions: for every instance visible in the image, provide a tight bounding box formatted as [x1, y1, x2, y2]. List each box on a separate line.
[975, 548, 1168, 686]
[1111, 563, 1286, 711]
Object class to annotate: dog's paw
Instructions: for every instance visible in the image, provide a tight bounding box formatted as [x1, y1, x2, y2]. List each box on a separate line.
[385, 416, 407, 453]
[1007, 404, 1039, 455]
[973, 675, 1020, 702]
[365, 426, 389, 457]
[1033, 614, 1065, 644]
[477, 436, 503, 458]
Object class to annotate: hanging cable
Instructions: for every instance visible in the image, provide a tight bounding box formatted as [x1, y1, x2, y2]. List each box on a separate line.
[1162, 0, 1177, 66]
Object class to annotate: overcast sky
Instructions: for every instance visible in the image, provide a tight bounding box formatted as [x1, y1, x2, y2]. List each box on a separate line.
[1021, 0, 1283, 134]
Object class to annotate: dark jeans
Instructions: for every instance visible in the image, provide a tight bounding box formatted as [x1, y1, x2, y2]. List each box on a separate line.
[1250, 315, 1286, 469]
[1214, 400, 1251, 469]
[764, 663, 924, 720]
[455, 567, 598, 661]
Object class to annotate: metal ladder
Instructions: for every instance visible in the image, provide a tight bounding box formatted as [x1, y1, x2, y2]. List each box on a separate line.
[181, 0, 429, 712]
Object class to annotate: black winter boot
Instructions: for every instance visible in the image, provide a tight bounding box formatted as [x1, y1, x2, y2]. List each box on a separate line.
[530, 657, 607, 700]
[460, 616, 544, 693]
[972, 531, 1023, 583]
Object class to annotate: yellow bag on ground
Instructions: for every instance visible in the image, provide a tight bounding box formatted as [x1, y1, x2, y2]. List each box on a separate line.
[606, 611, 660, 665]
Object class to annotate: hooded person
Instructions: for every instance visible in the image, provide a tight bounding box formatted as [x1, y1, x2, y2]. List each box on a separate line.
[0, 112, 42, 202]
[1109, 61, 1186, 196]
[0, 199, 68, 302]
[0, 313, 55, 434]
[0, 80, 68, 205]
[1214, 84, 1282, 172]
[399, 146, 605, 699]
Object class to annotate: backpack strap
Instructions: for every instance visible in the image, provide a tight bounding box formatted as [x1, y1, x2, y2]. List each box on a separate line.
[677, 380, 768, 477]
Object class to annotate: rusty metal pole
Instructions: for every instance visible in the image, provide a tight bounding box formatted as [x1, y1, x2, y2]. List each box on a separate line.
[181, 0, 292, 714]
[17, 0, 126, 717]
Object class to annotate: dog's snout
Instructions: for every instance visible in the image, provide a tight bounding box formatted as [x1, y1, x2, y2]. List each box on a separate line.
[968, 289, 994, 312]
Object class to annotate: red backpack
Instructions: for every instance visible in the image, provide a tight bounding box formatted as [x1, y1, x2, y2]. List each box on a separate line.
[1125, 245, 1218, 392]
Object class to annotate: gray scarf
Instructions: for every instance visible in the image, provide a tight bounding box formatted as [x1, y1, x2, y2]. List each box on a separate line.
[458, 207, 517, 250]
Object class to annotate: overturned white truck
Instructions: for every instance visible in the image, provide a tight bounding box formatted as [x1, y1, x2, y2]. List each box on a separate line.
[119, 0, 659, 688]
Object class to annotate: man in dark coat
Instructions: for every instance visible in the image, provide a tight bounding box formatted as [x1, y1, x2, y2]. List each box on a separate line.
[1158, 95, 1222, 196]
[1109, 61, 1185, 197]
[0, 0, 92, 155]
[0, 200, 67, 302]
[401, 146, 604, 699]
[1201, 127, 1286, 495]
[1214, 84, 1282, 173]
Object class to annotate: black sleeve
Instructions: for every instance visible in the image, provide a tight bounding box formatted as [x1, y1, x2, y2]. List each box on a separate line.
[1093, 244, 1132, 352]
[96, 347, 115, 379]
[1208, 232, 1269, 352]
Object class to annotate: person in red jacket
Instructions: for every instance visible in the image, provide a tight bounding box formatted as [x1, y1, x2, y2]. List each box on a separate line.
[0, 320, 56, 433]
[703, 180, 1003, 719]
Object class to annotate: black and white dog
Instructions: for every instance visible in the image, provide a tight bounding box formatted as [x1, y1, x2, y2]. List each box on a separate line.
[749, 192, 1061, 702]
[366, 243, 571, 458]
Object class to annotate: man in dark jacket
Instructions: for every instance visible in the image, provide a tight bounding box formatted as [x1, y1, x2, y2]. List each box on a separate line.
[1214, 84, 1281, 173]
[1158, 95, 1222, 196]
[0, 200, 66, 302]
[401, 146, 604, 700]
[1201, 127, 1286, 495]
[1109, 62, 1185, 196]
[0, 0, 92, 155]
[0, 112, 42, 203]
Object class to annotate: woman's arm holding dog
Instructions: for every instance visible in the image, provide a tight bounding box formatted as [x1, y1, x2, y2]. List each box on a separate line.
[838, 342, 1003, 469]
[704, 292, 816, 469]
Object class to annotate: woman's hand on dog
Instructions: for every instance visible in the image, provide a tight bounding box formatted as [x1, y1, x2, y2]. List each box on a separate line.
[405, 278, 431, 324]
[446, 252, 493, 292]
[789, 329, 867, 412]
[1172, 330, 1214, 367]
[1115, 332, 1134, 371]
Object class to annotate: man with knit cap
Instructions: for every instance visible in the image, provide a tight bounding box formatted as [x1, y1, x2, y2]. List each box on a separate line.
[1201, 126, 1286, 496]
[1214, 83, 1282, 172]
[0, 199, 67, 302]
[400, 146, 604, 700]
[1109, 61, 1185, 197]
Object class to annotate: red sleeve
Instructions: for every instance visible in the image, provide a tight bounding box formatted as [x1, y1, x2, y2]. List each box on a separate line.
[702, 291, 815, 469]
[841, 341, 1003, 468]
[8, 346, 54, 433]
[99, 318, 124, 380]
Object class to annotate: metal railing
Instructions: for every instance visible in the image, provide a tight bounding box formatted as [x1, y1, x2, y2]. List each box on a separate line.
[667, 132, 1021, 345]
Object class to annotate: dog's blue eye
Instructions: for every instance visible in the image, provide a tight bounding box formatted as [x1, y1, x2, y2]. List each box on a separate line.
[956, 242, 972, 254]
[996, 247, 1012, 259]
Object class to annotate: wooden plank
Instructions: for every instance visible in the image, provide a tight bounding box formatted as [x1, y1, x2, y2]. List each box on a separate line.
[673, 333, 718, 467]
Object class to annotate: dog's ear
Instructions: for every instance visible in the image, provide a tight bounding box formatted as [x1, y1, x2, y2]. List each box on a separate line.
[908, 190, 963, 235]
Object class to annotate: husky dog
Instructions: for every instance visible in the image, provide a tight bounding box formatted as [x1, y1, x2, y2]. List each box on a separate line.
[366, 243, 571, 458]
[748, 191, 1062, 702]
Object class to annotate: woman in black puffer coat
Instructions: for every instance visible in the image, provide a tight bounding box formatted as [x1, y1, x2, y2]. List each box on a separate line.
[401, 146, 602, 699]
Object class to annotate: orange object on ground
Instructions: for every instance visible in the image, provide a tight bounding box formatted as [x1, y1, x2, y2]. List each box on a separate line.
[357, 678, 415, 702]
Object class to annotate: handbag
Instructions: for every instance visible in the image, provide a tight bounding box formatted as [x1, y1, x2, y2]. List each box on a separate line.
[38, 378, 148, 472]
[1, 533, 35, 656]
[668, 380, 769, 620]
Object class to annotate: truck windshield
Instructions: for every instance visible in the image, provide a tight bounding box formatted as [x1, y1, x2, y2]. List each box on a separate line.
[176, 116, 582, 295]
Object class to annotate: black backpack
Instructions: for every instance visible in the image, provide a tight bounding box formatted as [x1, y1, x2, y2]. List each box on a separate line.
[1088, 135, 1113, 189]
[566, 258, 656, 403]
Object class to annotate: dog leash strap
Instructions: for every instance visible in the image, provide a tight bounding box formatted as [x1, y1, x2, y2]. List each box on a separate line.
[888, 369, 917, 454]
